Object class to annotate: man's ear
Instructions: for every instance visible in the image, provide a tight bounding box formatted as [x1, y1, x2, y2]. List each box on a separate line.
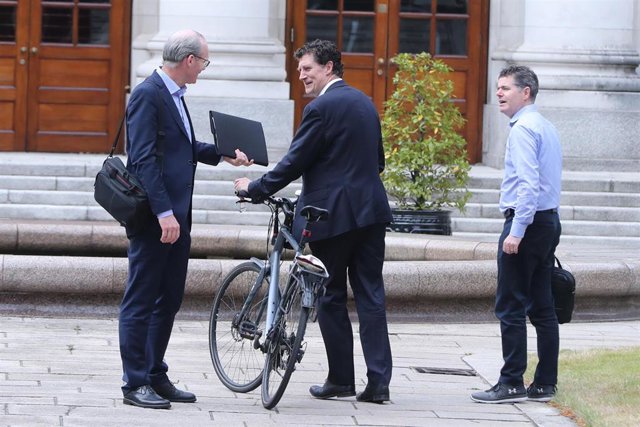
[522, 86, 531, 100]
[325, 61, 334, 75]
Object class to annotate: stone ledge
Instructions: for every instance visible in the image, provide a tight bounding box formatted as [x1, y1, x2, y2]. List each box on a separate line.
[1, 255, 637, 302]
[0, 221, 496, 261]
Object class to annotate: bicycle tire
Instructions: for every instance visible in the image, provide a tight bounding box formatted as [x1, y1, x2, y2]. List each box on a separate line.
[209, 261, 268, 393]
[261, 280, 310, 409]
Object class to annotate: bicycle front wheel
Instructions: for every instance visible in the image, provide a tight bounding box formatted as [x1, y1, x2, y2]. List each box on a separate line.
[209, 261, 268, 393]
[261, 281, 310, 409]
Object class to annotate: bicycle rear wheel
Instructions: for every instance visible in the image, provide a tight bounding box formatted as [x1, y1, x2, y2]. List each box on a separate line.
[261, 281, 310, 409]
[209, 261, 268, 393]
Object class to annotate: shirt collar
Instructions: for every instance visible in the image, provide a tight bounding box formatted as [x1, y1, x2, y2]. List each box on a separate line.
[319, 78, 342, 96]
[157, 67, 187, 97]
[510, 104, 537, 127]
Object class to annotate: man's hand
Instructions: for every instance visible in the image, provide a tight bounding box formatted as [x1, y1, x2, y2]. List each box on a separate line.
[503, 235, 522, 254]
[234, 177, 251, 194]
[158, 214, 180, 244]
[223, 149, 253, 167]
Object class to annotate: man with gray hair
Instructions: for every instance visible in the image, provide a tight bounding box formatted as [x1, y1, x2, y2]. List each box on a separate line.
[119, 29, 251, 409]
[471, 65, 562, 404]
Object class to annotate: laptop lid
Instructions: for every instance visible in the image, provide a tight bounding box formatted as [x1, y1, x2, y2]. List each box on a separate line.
[209, 110, 269, 166]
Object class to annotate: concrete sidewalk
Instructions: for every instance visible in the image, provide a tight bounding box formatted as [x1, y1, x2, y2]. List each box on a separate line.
[1, 316, 639, 426]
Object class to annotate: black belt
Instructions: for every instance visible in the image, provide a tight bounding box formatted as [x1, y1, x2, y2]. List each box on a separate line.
[503, 208, 557, 218]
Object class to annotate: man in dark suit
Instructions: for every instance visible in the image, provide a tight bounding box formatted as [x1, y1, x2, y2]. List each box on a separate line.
[120, 29, 251, 409]
[234, 39, 393, 404]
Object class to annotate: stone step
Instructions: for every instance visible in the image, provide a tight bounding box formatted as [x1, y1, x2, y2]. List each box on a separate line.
[3, 172, 638, 195]
[1, 202, 637, 242]
[468, 188, 640, 207]
[454, 204, 640, 222]
[3, 189, 639, 224]
[467, 175, 640, 194]
[453, 217, 640, 238]
[453, 231, 640, 249]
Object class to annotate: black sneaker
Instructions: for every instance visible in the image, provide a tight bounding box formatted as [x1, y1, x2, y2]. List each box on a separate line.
[527, 383, 557, 402]
[471, 383, 527, 404]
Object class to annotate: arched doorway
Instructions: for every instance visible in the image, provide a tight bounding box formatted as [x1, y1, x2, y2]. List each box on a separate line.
[0, 0, 131, 152]
[287, 0, 488, 162]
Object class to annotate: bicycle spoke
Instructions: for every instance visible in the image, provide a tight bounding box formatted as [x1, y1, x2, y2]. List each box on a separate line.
[261, 284, 310, 409]
[209, 262, 267, 393]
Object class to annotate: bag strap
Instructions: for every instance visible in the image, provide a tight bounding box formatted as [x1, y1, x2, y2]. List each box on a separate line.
[554, 256, 563, 269]
[109, 85, 166, 171]
[108, 115, 125, 158]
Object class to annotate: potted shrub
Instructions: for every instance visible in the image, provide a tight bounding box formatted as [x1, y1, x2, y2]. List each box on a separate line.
[382, 52, 471, 235]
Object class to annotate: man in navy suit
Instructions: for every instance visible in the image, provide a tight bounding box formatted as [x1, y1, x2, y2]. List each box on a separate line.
[120, 29, 251, 409]
[234, 39, 393, 404]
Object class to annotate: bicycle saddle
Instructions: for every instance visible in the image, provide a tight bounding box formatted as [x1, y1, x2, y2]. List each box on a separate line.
[300, 206, 328, 222]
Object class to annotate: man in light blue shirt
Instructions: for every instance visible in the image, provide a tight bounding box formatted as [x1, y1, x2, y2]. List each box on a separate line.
[472, 65, 562, 404]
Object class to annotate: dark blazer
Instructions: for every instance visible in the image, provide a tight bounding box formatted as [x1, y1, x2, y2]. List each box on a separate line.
[125, 70, 221, 232]
[248, 80, 392, 241]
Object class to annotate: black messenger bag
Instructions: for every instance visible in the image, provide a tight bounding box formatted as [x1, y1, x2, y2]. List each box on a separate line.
[551, 256, 576, 324]
[94, 106, 164, 234]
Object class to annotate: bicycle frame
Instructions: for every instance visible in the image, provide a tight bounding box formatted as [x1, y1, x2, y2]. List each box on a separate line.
[265, 226, 300, 332]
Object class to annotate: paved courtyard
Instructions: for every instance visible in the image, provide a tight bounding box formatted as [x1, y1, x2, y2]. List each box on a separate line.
[1, 316, 639, 426]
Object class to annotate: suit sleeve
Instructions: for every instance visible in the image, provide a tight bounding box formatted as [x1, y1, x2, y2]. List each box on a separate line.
[248, 105, 325, 202]
[194, 140, 222, 166]
[126, 84, 172, 215]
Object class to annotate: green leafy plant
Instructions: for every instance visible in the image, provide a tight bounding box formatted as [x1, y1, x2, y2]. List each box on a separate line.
[382, 52, 471, 212]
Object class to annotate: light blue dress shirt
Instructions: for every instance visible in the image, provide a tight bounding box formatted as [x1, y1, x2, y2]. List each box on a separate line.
[499, 104, 562, 238]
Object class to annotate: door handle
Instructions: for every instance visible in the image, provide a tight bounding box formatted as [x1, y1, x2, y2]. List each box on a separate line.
[20, 46, 27, 53]
[31, 47, 38, 55]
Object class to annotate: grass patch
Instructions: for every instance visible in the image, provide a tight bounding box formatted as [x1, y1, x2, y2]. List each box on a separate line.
[526, 346, 640, 427]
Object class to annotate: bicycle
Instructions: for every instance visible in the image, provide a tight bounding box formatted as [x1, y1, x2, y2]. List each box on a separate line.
[208, 192, 329, 409]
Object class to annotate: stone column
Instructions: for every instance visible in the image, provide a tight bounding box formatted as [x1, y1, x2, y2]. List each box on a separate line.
[130, 0, 293, 162]
[483, 0, 640, 171]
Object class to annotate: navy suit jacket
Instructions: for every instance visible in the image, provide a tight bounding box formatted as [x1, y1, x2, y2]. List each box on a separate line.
[248, 80, 392, 241]
[125, 70, 221, 233]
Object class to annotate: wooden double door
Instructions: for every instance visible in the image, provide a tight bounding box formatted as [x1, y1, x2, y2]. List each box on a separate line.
[288, 0, 489, 162]
[0, 0, 130, 152]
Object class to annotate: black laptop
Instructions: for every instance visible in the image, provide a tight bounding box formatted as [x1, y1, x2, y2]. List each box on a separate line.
[209, 110, 269, 166]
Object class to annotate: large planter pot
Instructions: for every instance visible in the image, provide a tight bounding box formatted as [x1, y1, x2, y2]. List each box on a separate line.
[388, 209, 452, 236]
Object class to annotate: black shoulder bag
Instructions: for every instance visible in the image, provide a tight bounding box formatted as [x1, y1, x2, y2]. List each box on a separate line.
[552, 256, 576, 324]
[94, 92, 165, 234]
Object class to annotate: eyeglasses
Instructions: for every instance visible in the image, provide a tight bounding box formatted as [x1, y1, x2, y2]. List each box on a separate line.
[193, 54, 210, 68]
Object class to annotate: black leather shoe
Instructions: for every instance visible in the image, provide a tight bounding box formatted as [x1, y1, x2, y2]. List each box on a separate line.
[356, 384, 390, 403]
[123, 385, 171, 409]
[309, 380, 356, 399]
[152, 381, 197, 403]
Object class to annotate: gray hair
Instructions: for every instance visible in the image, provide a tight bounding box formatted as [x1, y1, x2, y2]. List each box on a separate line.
[499, 65, 539, 101]
[162, 30, 206, 68]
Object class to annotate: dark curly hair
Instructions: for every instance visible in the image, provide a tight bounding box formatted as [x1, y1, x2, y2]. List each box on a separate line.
[294, 39, 344, 78]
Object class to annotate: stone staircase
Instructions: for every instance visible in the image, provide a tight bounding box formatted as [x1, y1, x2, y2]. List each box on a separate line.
[0, 153, 638, 248]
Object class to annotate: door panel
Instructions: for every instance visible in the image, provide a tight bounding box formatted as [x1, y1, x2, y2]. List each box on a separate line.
[0, 0, 28, 150]
[289, 0, 488, 163]
[0, 0, 130, 153]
